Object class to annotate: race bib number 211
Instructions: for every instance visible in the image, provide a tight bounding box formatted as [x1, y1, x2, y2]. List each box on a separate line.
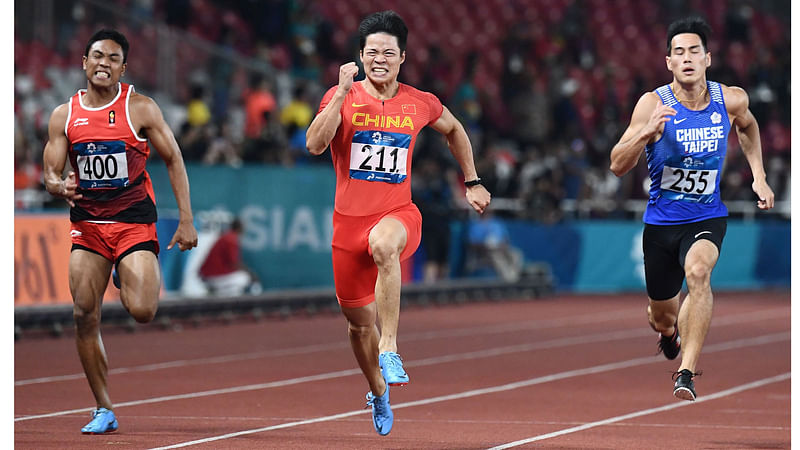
[349, 130, 411, 184]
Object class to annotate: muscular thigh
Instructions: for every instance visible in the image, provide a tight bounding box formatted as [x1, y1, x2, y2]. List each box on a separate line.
[383, 203, 422, 262]
[69, 249, 113, 310]
[117, 250, 161, 288]
[677, 217, 726, 267]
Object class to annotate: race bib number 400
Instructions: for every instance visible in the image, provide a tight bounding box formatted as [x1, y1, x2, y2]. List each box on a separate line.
[73, 140, 130, 189]
[349, 130, 411, 183]
[659, 155, 719, 203]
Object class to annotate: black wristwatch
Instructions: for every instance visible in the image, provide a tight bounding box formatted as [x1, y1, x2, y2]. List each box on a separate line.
[464, 178, 482, 187]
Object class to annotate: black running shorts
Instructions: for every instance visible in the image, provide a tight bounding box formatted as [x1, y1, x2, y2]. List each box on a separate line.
[642, 217, 727, 300]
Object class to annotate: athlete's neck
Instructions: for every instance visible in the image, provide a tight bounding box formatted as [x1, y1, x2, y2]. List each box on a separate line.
[84, 82, 120, 108]
[671, 79, 708, 109]
[361, 79, 399, 101]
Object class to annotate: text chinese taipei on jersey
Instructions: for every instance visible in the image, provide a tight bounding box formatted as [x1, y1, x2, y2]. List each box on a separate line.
[644, 81, 730, 225]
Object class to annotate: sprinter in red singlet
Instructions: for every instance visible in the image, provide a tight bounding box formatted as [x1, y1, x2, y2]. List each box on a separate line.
[42, 29, 197, 434]
[306, 11, 491, 436]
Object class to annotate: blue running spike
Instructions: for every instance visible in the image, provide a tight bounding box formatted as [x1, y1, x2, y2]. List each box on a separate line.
[81, 408, 118, 434]
[379, 351, 409, 386]
[365, 386, 393, 435]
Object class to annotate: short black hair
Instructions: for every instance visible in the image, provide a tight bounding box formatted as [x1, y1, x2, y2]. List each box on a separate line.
[85, 29, 129, 63]
[358, 10, 408, 53]
[666, 16, 712, 54]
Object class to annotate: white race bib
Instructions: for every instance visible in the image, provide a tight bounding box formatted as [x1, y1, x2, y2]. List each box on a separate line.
[74, 141, 130, 189]
[349, 130, 411, 184]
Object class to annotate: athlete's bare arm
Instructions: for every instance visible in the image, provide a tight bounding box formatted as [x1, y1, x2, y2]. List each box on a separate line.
[42, 103, 83, 207]
[306, 62, 359, 155]
[429, 106, 490, 214]
[723, 85, 774, 210]
[130, 93, 198, 251]
[610, 92, 677, 177]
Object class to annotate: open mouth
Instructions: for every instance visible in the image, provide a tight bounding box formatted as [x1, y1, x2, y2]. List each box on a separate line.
[94, 71, 111, 80]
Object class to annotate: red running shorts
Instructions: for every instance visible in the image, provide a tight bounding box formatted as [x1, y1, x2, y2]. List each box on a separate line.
[332, 203, 422, 308]
[70, 221, 159, 264]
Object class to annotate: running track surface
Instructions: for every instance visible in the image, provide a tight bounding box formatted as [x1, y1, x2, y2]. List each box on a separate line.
[15, 291, 790, 449]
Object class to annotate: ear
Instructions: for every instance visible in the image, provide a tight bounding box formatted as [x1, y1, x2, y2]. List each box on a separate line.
[400, 50, 406, 64]
[705, 52, 711, 67]
[665, 55, 671, 71]
[121, 62, 127, 77]
[82, 56, 87, 71]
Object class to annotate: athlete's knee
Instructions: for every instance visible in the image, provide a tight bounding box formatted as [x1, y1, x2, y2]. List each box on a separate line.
[125, 299, 158, 323]
[369, 238, 400, 266]
[684, 262, 712, 288]
[73, 302, 101, 332]
[347, 320, 374, 340]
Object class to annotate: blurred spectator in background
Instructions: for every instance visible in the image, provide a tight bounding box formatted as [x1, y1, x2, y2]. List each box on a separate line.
[186, 84, 211, 128]
[199, 218, 261, 296]
[466, 210, 523, 282]
[243, 74, 277, 140]
[202, 120, 242, 167]
[13, 0, 790, 223]
[280, 83, 314, 162]
[412, 158, 455, 283]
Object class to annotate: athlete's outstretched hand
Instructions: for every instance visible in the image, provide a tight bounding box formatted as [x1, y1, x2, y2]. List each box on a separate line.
[752, 178, 775, 210]
[466, 185, 491, 215]
[338, 62, 359, 94]
[57, 171, 83, 207]
[168, 221, 198, 251]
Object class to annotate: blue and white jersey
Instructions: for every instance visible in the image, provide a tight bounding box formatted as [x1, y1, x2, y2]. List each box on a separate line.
[643, 81, 730, 225]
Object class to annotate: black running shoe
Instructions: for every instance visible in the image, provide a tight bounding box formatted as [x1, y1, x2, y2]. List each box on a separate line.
[672, 369, 699, 401]
[657, 328, 681, 360]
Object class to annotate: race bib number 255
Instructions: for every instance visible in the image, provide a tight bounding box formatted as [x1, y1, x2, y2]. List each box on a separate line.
[659, 155, 719, 203]
[349, 130, 411, 184]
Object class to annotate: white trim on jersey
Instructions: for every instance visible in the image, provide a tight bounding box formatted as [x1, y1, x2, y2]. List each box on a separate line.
[125, 85, 147, 142]
[78, 82, 123, 111]
[64, 95, 72, 137]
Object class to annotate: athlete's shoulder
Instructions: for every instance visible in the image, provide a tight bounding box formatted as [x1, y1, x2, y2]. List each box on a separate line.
[322, 84, 339, 99]
[634, 90, 664, 110]
[398, 83, 436, 99]
[128, 88, 162, 118]
[48, 102, 70, 129]
[717, 82, 748, 113]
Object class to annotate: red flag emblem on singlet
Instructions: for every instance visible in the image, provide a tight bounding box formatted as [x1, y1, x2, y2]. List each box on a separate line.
[401, 104, 416, 115]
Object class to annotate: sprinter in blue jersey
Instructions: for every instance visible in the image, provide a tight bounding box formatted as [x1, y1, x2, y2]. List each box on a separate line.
[610, 17, 774, 401]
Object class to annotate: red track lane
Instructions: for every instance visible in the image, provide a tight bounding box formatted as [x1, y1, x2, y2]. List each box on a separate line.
[14, 291, 790, 449]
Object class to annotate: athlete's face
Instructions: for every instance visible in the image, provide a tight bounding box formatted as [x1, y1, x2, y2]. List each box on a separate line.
[83, 39, 126, 88]
[360, 33, 405, 86]
[666, 33, 710, 84]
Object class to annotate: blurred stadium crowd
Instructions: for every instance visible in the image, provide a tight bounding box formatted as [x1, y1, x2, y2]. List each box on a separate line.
[14, 0, 790, 220]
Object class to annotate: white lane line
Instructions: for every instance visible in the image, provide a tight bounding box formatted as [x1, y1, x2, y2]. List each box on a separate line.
[15, 307, 785, 386]
[14, 330, 789, 423]
[14, 308, 642, 386]
[141, 333, 789, 449]
[487, 372, 791, 449]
